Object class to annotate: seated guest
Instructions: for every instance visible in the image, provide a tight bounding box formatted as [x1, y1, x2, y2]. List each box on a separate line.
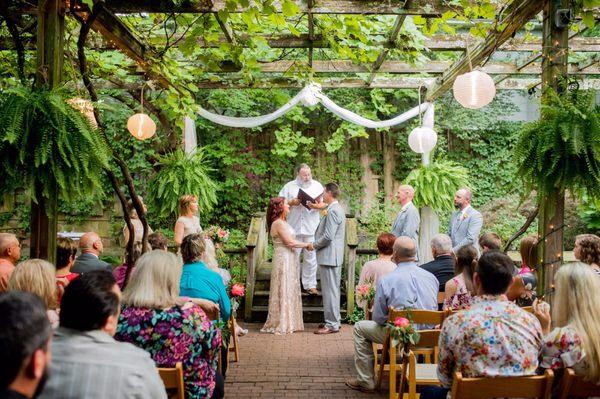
[148, 232, 168, 251]
[39, 270, 166, 399]
[179, 234, 231, 323]
[420, 234, 455, 292]
[443, 245, 477, 310]
[55, 237, 79, 304]
[8, 259, 59, 328]
[71, 232, 110, 274]
[116, 251, 224, 399]
[357, 232, 397, 288]
[509, 235, 538, 306]
[0, 291, 53, 399]
[112, 242, 143, 289]
[346, 237, 438, 392]
[0, 233, 20, 292]
[533, 262, 600, 383]
[422, 251, 543, 399]
[478, 231, 502, 253]
[573, 234, 600, 275]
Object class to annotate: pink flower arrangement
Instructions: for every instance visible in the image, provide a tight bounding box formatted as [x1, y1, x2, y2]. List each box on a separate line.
[356, 283, 375, 306]
[394, 317, 410, 328]
[205, 225, 230, 245]
[231, 283, 245, 297]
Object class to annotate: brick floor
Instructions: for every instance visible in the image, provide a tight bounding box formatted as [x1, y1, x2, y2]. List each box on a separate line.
[225, 323, 388, 398]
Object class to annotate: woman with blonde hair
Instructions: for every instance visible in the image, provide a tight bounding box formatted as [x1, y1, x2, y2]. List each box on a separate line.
[8, 259, 59, 328]
[573, 234, 600, 275]
[533, 262, 600, 384]
[115, 250, 224, 399]
[174, 194, 202, 248]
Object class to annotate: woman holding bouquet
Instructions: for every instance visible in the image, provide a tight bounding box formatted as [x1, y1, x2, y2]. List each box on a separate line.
[261, 197, 313, 334]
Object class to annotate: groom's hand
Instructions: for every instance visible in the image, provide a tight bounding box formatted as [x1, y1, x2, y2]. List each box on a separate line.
[306, 243, 314, 251]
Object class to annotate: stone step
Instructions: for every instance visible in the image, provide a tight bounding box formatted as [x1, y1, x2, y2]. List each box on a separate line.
[253, 290, 324, 307]
[250, 305, 347, 323]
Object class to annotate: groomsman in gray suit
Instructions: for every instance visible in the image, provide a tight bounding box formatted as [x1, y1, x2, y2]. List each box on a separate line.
[310, 183, 346, 335]
[448, 188, 483, 254]
[391, 185, 420, 259]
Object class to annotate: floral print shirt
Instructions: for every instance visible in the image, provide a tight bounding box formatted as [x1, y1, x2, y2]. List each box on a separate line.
[540, 325, 586, 375]
[437, 295, 543, 387]
[116, 303, 222, 399]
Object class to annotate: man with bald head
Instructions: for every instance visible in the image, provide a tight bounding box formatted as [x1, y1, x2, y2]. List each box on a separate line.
[0, 233, 21, 292]
[391, 185, 420, 260]
[448, 188, 483, 254]
[346, 236, 438, 392]
[71, 232, 110, 274]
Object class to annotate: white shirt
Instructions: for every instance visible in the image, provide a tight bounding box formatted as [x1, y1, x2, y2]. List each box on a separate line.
[279, 179, 324, 236]
[460, 205, 472, 218]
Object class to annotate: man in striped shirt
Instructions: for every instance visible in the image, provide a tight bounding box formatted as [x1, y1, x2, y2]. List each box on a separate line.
[39, 271, 166, 399]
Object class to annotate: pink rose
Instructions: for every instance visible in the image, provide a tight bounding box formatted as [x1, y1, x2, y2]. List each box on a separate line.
[231, 283, 245, 297]
[394, 317, 410, 328]
[357, 285, 370, 296]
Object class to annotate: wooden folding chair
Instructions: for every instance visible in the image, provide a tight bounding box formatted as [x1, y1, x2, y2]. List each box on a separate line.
[557, 368, 600, 399]
[228, 313, 239, 362]
[521, 305, 534, 313]
[158, 362, 185, 399]
[398, 329, 443, 399]
[376, 309, 447, 399]
[449, 369, 554, 399]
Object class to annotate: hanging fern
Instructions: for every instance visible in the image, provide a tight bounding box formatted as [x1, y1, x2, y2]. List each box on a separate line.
[514, 89, 600, 201]
[404, 160, 469, 212]
[147, 149, 218, 221]
[0, 86, 110, 202]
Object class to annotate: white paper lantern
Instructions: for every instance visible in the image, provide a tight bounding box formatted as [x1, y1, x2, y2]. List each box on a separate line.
[127, 113, 156, 140]
[452, 70, 496, 109]
[408, 126, 437, 154]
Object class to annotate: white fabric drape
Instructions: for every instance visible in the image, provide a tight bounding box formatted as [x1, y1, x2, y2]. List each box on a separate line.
[183, 116, 197, 154]
[197, 82, 434, 129]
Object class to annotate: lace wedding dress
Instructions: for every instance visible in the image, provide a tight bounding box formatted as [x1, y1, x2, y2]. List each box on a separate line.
[260, 222, 304, 334]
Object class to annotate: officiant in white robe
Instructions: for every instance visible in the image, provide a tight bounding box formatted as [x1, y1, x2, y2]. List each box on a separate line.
[279, 164, 325, 294]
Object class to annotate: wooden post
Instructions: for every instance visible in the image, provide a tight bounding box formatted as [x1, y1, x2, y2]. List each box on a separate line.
[538, 0, 569, 299]
[345, 216, 359, 317]
[30, 0, 64, 262]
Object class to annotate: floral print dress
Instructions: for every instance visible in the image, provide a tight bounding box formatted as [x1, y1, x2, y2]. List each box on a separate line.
[540, 325, 587, 376]
[116, 303, 222, 399]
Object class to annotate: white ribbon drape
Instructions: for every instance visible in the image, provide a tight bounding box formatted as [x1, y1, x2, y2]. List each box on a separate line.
[197, 82, 434, 129]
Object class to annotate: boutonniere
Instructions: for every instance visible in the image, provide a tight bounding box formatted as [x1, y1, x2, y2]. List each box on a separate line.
[461, 212, 468, 220]
[320, 209, 328, 218]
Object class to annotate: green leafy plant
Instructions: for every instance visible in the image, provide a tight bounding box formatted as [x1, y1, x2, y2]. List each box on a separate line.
[147, 149, 218, 223]
[404, 160, 469, 212]
[0, 86, 110, 202]
[514, 89, 600, 202]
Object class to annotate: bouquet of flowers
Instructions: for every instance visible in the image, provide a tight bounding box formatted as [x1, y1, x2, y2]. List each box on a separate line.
[228, 282, 245, 313]
[356, 281, 376, 307]
[386, 313, 420, 350]
[205, 225, 230, 246]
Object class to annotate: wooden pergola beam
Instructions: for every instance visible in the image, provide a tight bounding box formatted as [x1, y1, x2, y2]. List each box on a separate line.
[199, 59, 600, 74]
[99, 0, 454, 16]
[426, 0, 544, 100]
[366, 1, 408, 85]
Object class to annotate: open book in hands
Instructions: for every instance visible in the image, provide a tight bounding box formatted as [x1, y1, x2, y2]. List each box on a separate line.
[298, 188, 323, 210]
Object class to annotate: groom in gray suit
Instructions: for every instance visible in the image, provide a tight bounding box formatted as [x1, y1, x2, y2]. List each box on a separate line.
[448, 188, 483, 254]
[310, 183, 346, 335]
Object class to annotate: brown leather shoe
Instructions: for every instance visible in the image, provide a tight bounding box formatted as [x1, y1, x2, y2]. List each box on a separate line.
[345, 378, 375, 392]
[314, 327, 339, 335]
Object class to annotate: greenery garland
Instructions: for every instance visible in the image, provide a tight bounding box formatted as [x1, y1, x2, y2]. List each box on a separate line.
[0, 87, 110, 202]
[514, 89, 600, 201]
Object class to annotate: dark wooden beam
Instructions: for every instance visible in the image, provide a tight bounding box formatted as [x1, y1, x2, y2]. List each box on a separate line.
[425, 0, 544, 100]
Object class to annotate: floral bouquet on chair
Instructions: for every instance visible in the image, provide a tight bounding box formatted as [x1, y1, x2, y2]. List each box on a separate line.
[204, 226, 230, 247]
[228, 282, 245, 313]
[386, 313, 420, 350]
[356, 281, 376, 318]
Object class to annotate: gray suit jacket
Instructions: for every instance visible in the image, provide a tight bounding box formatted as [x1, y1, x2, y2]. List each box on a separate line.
[71, 253, 111, 274]
[448, 206, 483, 253]
[391, 202, 420, 243]
[314, 202, 346, 267]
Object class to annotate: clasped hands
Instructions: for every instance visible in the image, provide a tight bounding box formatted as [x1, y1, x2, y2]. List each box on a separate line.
[306, 242, 315, 251]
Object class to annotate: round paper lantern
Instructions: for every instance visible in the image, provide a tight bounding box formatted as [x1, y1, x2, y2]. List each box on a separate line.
[127, 113, 156, 140]
[408, 126, 437, 154]
[452, 70, 496, 109]
[67, 97, 97, 128]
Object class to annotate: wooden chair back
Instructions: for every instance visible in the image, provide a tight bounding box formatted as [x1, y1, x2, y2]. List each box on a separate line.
[449, 370, 554, 399]
[158, 362, 185, 399]
[389, 308, 446, 325]
[557, 368, 600, 399]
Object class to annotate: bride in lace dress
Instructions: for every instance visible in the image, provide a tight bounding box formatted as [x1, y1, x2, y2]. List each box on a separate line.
[261, 197, 313, 334]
